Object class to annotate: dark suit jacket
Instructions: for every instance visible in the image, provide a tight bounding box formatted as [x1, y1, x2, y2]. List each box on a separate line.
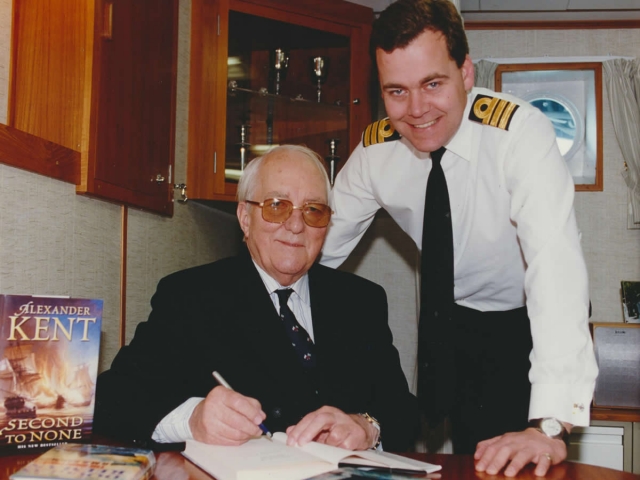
[95, 252, 419, 451]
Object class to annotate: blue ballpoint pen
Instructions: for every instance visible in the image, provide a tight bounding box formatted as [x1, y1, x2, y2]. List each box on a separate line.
[212, 371, 273, 439]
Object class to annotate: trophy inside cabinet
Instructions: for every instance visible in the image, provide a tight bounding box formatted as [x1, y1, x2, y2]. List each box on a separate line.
[225, 11, 350, 184]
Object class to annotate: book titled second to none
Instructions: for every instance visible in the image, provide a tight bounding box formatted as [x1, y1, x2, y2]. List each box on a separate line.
[0, 294, 103, 454]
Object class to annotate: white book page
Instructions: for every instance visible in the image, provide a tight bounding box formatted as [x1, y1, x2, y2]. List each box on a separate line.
[184, 437, 334, 480]
[375, 451, 442, 473]
[183, 433, 442, 480]
[273, 432, 440, 473]
[272, 433, 385, 468]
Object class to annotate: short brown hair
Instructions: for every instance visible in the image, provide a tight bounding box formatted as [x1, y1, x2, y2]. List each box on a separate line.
[370, 0, 469, 68]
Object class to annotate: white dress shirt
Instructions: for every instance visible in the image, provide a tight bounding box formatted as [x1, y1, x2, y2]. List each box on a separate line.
[255, 263, 315, 342]
[152, 263, 313, 443]
[320, 87, 598, 427]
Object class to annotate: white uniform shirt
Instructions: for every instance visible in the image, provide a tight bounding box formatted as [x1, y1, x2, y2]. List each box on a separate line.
[320, 87, 597, 426]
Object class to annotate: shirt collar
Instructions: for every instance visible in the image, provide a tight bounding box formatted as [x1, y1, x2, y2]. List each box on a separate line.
[252, 260, 310, 306]
[435, 88, 478, 163]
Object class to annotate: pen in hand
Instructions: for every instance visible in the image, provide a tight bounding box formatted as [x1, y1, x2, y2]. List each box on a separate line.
[212, 371, 273, 439]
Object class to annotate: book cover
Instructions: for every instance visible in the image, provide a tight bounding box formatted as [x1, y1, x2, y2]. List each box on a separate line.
[9, 443, 155, 480]
[0, 295, 102, 454]
[621, 281, 640, 323]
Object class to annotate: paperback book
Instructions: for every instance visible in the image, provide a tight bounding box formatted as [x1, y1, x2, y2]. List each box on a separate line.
[9, 443, 155, 480]
[183, 432, 441, 480]
[0, 295, 103, 453]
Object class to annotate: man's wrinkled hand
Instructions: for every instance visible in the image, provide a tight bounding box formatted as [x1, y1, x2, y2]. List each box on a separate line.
[189, 386, 265, 445]
[285, 406, 376, 451]
[474, 428, 567, 477]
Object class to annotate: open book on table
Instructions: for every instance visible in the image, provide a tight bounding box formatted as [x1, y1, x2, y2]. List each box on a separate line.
[182, 432, 441, 480]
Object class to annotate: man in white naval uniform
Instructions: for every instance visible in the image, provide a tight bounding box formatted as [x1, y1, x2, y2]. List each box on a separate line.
[320, 0, 597, 477]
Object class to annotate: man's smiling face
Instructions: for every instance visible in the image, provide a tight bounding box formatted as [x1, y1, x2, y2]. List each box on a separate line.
[377, 29, 474, 153]
[237, 150, 328, 286]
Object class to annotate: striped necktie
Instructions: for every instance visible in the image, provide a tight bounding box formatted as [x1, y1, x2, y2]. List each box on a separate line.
[275, 289, 316, 368]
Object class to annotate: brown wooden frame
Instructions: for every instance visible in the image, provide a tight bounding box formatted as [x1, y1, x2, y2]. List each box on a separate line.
[187, 0, 373, 202]
[465, 19, 640, 31]
[495, 62, 603, 192]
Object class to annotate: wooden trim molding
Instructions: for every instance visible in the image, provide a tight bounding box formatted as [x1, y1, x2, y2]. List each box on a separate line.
[465, 19, 640, 30]
[119, 205, 128, 348]
[0, 123, 80, 183]
[592, 407, 640, 423]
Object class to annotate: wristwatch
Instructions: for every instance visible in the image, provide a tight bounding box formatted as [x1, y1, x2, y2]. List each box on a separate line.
[358, 413, 382, 449]
[529, 418, 570, 443]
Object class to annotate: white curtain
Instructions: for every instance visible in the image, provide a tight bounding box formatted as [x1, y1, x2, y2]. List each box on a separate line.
[603, 58, 640, 227]
[474, 59, 498, 90]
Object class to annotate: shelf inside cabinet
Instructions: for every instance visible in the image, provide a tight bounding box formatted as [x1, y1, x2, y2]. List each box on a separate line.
[186, 0, 373, 202]
[225, 84, 348, 182]
[225, 9, 351, 185]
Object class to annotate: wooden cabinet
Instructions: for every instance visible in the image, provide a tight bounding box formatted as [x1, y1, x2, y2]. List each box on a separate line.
[9, 0, 178, 215]
[187, 0, 373, 201]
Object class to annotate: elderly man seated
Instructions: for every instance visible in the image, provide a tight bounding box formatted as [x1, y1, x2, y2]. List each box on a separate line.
[95, 145, 419, 452]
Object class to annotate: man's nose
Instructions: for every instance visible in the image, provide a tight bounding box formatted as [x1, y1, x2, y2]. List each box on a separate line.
[409, 92, 429, 118]
[284, 208, 305, 233]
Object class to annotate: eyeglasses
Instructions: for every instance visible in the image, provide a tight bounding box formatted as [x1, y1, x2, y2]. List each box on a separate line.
[245, 198, 333, 228]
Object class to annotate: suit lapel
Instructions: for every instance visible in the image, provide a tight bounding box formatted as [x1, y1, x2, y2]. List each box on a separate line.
[307, 265, 334, 353]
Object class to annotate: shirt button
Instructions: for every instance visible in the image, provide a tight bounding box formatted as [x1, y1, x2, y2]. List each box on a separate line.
[271, 407, 282, 418]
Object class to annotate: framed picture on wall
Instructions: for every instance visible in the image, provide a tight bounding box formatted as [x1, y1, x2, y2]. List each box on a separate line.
[495, 62, 603, 192]
[621, 280, 640, 323]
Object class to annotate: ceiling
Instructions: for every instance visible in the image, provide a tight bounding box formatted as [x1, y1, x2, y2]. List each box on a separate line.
[345, 0, 640, 21]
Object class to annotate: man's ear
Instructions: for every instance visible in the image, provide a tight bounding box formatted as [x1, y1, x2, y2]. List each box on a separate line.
[461, 54, 475, 91]
[237, 202, 250, 238]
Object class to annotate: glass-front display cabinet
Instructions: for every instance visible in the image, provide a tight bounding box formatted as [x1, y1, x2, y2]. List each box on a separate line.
[187, 0, 373, 201]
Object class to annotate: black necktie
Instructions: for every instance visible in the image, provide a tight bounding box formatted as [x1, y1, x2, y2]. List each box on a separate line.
[417, 146, 455, 426]
[275, 289, 316, 368]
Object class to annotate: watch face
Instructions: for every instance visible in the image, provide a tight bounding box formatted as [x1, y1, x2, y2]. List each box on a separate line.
[540, 418, 563, 437]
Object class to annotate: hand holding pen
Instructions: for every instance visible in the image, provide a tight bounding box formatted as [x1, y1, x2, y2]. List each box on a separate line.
[189, 372, 272, 445]
[212, 371, 273, 439]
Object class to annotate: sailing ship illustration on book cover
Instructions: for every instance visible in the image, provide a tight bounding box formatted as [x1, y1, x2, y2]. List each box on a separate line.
[0, 295, 102, 453]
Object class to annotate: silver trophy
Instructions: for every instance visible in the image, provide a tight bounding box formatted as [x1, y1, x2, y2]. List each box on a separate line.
[325, 138, 340, 186]
[237, 123, 251, 171]
[311, 56, 329, 103]
[272, 49, 289, 95]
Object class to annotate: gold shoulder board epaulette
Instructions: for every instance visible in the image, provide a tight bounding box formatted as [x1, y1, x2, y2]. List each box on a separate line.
[468, 94, 519, 131]
[362, 118, 401, 147]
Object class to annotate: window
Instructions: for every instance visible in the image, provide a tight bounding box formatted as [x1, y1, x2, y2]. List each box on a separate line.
[495, 62, 603, 191]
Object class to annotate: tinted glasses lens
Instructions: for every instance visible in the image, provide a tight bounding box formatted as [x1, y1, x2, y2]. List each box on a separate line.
[302, 203, 332, 227]
[261, 199, 293, 223]
[259, 198, 331, 227]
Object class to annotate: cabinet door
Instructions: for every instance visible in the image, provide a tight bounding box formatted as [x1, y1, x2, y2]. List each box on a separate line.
[187, 0, 372, 202]
[81, 0, 179, 216]
[9, 0, 88, 151]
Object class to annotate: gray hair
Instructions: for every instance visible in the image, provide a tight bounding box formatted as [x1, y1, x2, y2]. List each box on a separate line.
[237, 145, 331, 202]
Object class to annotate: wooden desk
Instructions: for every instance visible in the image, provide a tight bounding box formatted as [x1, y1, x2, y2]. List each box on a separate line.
[2, 448, 639, 480]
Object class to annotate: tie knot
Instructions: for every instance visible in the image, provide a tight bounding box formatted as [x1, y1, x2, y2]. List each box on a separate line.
[430, 147, 447, 165]
[275, 288, 293, 306]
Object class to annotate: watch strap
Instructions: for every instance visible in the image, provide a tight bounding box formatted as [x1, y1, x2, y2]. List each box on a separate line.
[358, 413, 381, 449]
[529, 418, 570, 445]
